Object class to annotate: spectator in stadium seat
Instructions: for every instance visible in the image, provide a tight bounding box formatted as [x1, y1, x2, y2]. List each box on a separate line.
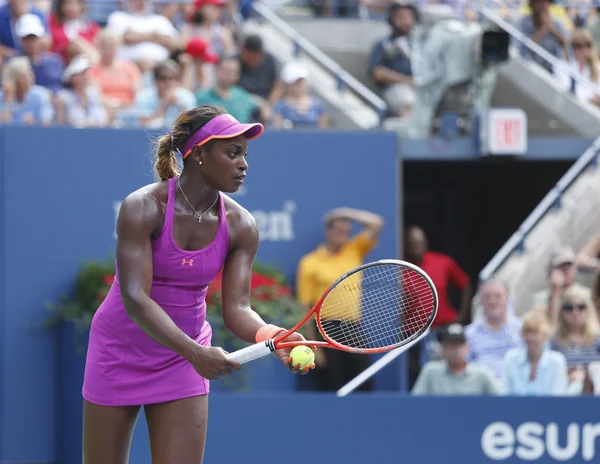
[502, 310, 567, 396]
[550, 285, 600, 394]
[181, 0, 235, 57]
[273, 61, 329, 129]
[519, 0, 568, 72]
[369, 1, 416, 119]
[133, 59, 195, 128]
[465, 279, 522, 381]
[106, 0, 180, 74]
[554, 28, 600, 106]
[0, 0, 49, 60]
[16, 14, 63, 94]
[0, 56, 54, 125]
[56, 54, 107, 127]
[412, 324, 499, 395]
[49, 0, 100, 64]
[296, 207, 384, 392]
[237, 34, 283, 106]
[196, 56, 270, 123]
[531, 245, 591, 323]
[89, 29, 141, 124]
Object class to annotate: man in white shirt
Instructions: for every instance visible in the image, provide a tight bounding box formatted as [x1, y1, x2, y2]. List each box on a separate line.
[106, 0, 179, 72]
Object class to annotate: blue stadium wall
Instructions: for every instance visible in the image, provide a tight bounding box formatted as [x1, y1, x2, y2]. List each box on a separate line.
[0, 126, 598, 464]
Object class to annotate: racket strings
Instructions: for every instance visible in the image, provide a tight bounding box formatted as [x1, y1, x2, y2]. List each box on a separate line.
[318, 264, 435, 351]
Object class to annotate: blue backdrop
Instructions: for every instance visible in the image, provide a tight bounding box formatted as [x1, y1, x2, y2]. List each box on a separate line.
[0, 126, 399, 463]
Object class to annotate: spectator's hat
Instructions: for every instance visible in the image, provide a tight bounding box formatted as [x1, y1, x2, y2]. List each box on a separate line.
[192, 0, 227, 10]
[62, 55, 92, 83]
[15, 14, 45, 38]
[437, 324, 466, 344]
[281, 61, 308, 84]
[185, 38, 218, 64]
[549, 245, 576, 268]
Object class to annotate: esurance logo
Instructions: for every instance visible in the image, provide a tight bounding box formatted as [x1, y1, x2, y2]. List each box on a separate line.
[113, 200, 296, 242]
[481, 421, 600, 461]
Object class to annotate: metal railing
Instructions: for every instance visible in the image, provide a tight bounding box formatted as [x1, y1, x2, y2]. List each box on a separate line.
[251, 2, 388, 121]
[479, 135, 600, 283]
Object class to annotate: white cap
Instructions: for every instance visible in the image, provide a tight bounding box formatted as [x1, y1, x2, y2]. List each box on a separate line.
[15, 14, 46, 38]
[281, 61, 308, 84]
[62, 55, 92, 82]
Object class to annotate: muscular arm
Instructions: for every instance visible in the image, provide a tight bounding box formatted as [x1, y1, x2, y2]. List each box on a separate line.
[117, 191, 200, 360]
[221, 209, 269, 343]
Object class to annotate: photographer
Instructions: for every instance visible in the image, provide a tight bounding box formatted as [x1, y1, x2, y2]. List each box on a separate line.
[368, 1, 417, 119]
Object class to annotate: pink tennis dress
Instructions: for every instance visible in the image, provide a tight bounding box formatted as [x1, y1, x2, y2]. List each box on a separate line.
[82, 176, 230, 406]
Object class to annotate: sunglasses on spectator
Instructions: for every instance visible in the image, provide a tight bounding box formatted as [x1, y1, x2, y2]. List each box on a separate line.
[562, 303, 587, 312]
[572, 42, 591, 49]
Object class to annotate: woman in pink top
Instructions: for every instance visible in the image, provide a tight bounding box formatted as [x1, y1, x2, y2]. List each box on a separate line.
[82, 104, 311, 464]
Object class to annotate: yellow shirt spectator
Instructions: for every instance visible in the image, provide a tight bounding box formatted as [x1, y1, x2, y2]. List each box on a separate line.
[296, 232, 377, 322]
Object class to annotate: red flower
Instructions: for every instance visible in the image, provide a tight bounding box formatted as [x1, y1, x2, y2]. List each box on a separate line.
[205, 269, 291, 304]
[103, 275, 115, 285]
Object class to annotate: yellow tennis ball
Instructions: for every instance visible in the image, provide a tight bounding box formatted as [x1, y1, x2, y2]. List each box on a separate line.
[289, 345, 315, 371]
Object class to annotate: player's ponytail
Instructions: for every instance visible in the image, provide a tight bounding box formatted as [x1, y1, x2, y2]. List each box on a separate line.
[153, 105, 227, 181]
[154, 134, 181, 181]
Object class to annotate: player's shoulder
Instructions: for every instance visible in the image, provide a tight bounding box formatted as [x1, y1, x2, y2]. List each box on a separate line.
[120, 180, 167, 219]
[221, 193, 258, 241]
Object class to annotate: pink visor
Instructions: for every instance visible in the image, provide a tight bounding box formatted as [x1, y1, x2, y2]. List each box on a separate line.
[180, 114, 264, 158]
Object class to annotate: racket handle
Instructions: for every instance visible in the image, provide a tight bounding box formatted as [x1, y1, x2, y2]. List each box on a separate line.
[227, 340, 275, 364]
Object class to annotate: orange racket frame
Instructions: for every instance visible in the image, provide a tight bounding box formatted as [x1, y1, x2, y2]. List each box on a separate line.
[227, 259, 438, 364]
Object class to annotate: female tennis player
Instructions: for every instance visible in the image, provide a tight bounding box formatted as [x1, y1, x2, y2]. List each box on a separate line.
[82, 104, 310, 464]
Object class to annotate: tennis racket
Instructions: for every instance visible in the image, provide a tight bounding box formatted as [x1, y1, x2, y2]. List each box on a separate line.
[227, 259, 438, 364]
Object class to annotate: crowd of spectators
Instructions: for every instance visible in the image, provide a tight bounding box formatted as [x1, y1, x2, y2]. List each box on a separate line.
[2, 0, 599, 129]
[367, 0, 600, 120]
[410, 228, 600, 397]
[0, 0, 330, 129]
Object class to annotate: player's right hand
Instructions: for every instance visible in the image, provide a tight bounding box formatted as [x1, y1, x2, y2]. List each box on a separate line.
[189, 346, 241, 380]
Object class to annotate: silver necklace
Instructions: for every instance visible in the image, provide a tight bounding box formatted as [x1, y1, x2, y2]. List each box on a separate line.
[177, 178, 219, 224]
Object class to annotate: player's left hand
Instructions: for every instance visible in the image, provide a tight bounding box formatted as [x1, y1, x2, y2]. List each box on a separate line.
[273, 331, 316, 375]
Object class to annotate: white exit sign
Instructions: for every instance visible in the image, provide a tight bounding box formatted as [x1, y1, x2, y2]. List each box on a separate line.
[481, 109, 528, 155]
